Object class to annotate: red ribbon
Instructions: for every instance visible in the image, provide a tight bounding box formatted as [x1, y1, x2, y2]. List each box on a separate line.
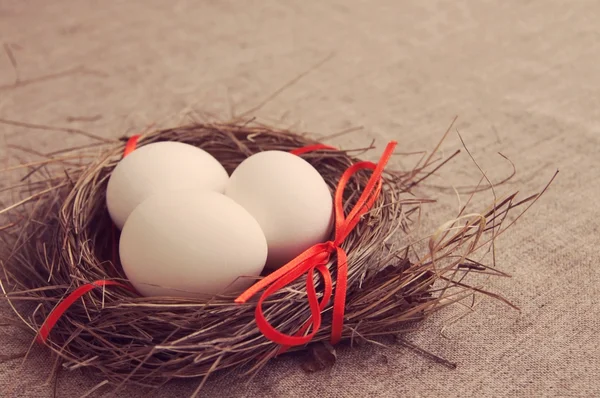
[290, 144, 337, 156]
[123, 135, 141, 157]
[36, 133, 397, 350]
[36, 280, 133, 344]
[236, 140, 397, 348]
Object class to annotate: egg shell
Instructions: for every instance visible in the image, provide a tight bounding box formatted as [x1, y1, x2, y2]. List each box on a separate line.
[107, 141, 229, 229]
[226, 150, 334, 268]
[119, 190, 268, 298]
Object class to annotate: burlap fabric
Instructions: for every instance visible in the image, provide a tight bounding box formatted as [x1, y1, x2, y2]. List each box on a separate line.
[1, 0, 598, 396]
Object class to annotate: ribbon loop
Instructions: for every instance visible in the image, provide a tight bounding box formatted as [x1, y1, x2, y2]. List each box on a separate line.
[236, 140, 397, 348]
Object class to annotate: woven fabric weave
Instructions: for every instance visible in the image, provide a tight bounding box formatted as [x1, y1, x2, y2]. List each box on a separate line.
[1, 0, 598, 396]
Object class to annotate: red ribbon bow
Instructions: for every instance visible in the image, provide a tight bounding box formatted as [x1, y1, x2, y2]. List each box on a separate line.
[236, 140, 397, 348]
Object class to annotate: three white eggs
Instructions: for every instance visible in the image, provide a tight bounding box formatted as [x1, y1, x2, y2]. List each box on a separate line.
[107, 141, 334, 298]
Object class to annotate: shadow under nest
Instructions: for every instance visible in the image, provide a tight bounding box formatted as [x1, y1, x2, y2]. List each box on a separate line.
[0, 122, 541, 388]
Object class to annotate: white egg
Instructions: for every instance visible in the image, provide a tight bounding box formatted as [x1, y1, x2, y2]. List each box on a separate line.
[119, 190, 268, 298]
[226, 151, 334, 269]
[107, 141, 229, 229]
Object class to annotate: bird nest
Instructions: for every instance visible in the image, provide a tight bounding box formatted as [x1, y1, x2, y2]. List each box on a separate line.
[0, 122, 548, 391]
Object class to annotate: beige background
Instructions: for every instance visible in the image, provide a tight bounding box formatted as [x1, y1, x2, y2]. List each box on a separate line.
[1, 0, 599, 397]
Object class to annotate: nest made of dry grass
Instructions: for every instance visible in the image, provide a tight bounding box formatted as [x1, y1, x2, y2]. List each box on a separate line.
[0, 122, 550, 392]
